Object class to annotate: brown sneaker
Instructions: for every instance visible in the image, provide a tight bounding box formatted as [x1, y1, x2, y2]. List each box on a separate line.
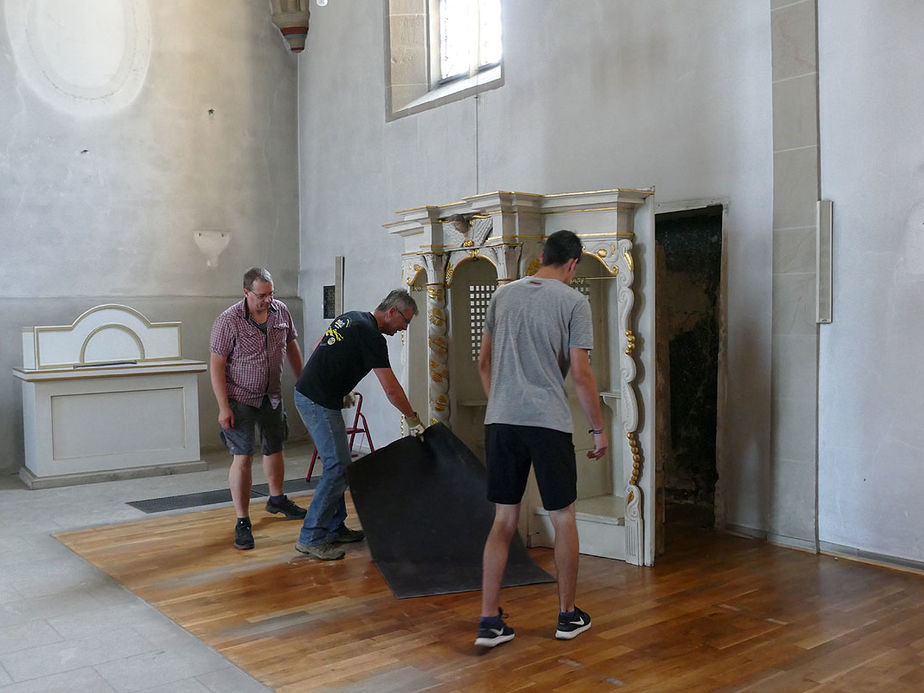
[295, 542, 345, 560]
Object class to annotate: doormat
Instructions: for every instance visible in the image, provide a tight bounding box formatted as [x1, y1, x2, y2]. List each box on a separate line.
[127, 477, 317, 513]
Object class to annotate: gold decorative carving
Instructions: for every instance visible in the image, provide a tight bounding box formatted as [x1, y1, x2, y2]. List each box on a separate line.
[404, 262, 425, 287]
[428, 336, 447, 355]
[627, 431, 643, 485]
[624, 249, 634, 273]
[583, 249, 620, 276]
[462, 239, 474, 247]
[422, 261, 451, 425]
[525, 257, 541, 276]
[625, 329, 636, 355]
[445, 264, 455, 286]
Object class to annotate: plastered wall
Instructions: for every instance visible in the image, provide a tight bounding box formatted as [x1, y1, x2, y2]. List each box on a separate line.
[0, 1, 304, 475]
[296, 1, 774, 539]
[817, 0, 924, 565]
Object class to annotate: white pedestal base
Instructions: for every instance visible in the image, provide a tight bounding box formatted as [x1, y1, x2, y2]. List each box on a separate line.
[14, 361, 208, 489]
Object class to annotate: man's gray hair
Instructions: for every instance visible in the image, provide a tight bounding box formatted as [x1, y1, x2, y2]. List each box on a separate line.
[243, 267, 273, 291]
[376, 289, 419, 316]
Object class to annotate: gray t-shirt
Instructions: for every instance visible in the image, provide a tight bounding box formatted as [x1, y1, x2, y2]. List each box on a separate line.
[483, 276, 593, 433]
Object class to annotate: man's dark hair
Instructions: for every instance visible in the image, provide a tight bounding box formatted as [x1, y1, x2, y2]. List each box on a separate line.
[243, 267, 273, 291]
[541, 230, 584, 266]
[376, 289, 419, 316]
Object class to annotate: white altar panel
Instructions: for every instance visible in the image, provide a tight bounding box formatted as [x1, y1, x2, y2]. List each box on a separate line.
[22, 304, 182, 369]
[51, 388, 186, 462]
[14, 305, 206, 488]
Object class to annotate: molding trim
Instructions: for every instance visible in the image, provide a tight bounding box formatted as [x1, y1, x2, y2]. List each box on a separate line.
[723, 526, 923, 574]
[767, 532, 818, 553]
[819, 541, 924, 575]
[726, 524, 817, 553]
[724, 523, 767, 541]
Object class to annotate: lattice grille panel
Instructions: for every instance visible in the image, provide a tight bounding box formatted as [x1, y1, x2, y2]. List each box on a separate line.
[469, 284, 496, 361]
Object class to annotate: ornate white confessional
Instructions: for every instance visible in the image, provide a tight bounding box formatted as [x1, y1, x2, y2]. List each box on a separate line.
[385, 188, 658, 566]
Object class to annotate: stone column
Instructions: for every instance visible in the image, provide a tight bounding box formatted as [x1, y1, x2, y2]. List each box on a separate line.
[421, 253, 450, 425]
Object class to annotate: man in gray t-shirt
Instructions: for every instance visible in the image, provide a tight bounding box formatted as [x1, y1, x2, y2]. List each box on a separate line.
[483, 275, 593, 432]
[474, 230, 608, 649]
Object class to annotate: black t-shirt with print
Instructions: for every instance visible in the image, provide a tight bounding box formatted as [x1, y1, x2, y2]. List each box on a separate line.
[295, 311, 390, 409]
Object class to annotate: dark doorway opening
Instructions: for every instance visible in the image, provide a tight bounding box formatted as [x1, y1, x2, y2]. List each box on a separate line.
[655, 205, 723, 530]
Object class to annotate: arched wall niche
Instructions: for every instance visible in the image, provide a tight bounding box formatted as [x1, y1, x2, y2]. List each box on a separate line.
[387, 188, 657, 566]
[447, 257, 497, 461]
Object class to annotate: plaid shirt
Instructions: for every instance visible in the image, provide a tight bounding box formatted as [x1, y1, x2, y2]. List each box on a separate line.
[209, 299, 298, 408]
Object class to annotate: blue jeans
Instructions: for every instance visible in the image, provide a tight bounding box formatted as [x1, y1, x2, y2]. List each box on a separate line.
[295, 390, 353, 546]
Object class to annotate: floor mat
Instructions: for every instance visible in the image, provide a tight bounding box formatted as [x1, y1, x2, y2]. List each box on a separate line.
[347, 422, 555, 599]
[127, 477, 317, 513]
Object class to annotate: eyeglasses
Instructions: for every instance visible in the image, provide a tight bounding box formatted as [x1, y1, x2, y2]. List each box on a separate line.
[247, 289, 275, 300]
[398, 310, 413, 327]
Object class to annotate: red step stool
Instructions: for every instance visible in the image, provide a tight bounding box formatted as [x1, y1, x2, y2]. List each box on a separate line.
[306, 392, 374, 481]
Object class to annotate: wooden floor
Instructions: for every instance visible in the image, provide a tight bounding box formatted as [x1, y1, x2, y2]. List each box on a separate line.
[56, 496, 924, 692]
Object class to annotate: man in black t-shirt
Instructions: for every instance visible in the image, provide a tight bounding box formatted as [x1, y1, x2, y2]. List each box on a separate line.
[293, 289, 425, 560]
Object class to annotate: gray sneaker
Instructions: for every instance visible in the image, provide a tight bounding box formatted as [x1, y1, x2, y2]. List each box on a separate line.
[295, 542, 345, 560]
[332, 526, 365, 543]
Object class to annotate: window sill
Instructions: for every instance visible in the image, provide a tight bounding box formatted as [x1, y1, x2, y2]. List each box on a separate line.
[388, 64, 503, 121]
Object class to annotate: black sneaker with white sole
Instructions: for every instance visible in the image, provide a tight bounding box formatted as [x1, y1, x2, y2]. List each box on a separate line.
[555, 605, 591, 640]
[474, 608, 515, 648]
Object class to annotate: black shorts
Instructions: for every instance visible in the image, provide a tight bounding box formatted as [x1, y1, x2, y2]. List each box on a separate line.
[484, 423, 576, 511]
[220, 396, 289, 456]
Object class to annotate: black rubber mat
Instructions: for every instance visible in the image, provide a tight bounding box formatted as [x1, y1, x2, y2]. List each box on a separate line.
[347, 422, 554, 599]
[127, 478, 316, 513]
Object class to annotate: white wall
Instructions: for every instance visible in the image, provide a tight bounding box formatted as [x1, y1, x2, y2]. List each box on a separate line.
[297, 0, 774, 535]
[0, 1, 304, 475]
[818, 0, 924, 563]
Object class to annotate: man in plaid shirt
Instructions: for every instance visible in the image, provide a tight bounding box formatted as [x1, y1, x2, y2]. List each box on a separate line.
[209, 267, 306, 550]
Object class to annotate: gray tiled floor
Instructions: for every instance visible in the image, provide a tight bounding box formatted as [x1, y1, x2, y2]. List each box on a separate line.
[0, 443, 316, 692]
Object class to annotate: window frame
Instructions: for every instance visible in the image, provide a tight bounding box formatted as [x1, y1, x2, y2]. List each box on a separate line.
[385, 0, 503, 121]
[431, 0, 502, 87]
